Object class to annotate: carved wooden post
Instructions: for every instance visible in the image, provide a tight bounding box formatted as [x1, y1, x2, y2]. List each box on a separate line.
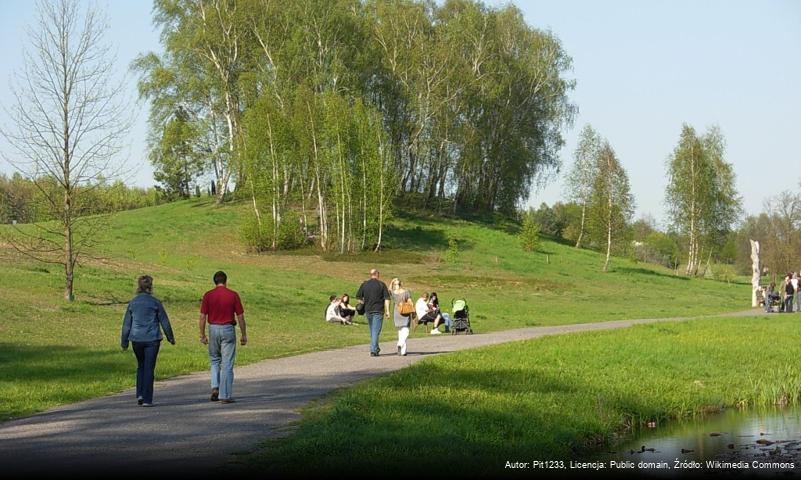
[750, 239, 760, 307]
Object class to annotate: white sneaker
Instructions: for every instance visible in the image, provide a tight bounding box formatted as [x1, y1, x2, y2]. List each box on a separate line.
[430, 329, 441, 335]
[400, 344, 407, 356]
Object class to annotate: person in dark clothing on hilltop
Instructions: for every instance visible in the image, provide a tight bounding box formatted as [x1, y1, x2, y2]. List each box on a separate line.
[356, 269, 390, 357]
[199, 271, 247, 404]
[120, 275, 175, 407]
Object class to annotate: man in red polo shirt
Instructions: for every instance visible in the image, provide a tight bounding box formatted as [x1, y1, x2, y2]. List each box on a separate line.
[199, 271, 247, 403]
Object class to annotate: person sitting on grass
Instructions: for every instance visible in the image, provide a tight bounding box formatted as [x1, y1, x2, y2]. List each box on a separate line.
[429, 292, 451, 333]
[338, 294, 357, 325]
[415, 292, 443, 335]
[326, 295, 351, 325]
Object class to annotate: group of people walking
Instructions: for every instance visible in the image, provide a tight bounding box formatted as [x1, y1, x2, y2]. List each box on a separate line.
[120, 267, 447, 406]
[763, 272, 801, 313]
[120, 271, 246, 406]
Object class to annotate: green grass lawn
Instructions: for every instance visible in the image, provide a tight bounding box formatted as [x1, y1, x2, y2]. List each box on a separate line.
[0, 199, 750, 420]
[241, 315, 799, 476]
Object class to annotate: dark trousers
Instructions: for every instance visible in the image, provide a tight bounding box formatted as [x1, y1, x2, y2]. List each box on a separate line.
[132, 340, 161, 404]
[785, 296, 795, 314]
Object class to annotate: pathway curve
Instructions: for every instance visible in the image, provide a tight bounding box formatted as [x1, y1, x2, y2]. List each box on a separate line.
[0, 309, 763, 475]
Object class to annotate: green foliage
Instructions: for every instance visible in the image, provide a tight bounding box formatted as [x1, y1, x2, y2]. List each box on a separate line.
[665, 124, 742, 275]
[135, 0, 575, 216]
[588, 142, 634, 271]
[276, 209, 307, 250]
[0, 174, 162, 224]
[565, 124, 602, 247]
[150, 108, 206, 200]
[240, 214, 270, 252]
[445, 237, 460, 263]
[519, 209, 540, 252]
[241, 87, 395, 253]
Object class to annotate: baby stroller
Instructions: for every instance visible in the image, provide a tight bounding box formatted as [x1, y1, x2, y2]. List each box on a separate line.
[450, 298, 473, 335]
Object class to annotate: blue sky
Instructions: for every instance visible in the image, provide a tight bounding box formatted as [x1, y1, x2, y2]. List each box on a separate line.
[1, 0, 799, 226]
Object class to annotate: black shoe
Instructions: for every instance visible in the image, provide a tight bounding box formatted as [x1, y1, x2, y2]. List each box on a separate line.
[370, 351, 379, 357]
[220, 398, 236, 404]
[210, 388, 219, 402]
[137, 397, 144, 406]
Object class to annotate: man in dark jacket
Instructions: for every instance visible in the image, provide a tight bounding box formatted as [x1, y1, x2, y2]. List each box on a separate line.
[356, 269, 390, 357]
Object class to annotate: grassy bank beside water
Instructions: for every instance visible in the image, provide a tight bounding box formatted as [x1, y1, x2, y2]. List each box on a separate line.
[242, 315, 799, 476]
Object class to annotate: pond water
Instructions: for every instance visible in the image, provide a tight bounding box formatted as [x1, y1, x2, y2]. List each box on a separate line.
[595, 408, 801, 476]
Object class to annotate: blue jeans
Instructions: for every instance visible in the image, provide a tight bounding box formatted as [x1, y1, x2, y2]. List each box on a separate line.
[441, 312, 452, 332]
[367, 312, 383, 354]
[785, 296, 794, 314]
[132, 340, 161, 404]
[209, 324, 237, 400]
[796, 293, 801, 312]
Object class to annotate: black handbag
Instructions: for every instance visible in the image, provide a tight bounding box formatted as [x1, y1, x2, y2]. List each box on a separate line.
[355, 301, 365, 315]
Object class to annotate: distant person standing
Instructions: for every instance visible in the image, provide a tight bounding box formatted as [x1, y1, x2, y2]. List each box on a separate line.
[199, 271, 247, 403]
[356, 269, 390, 357]
[784, 273, 795, 314]
[794, 273, 800, 312]
[120, 275, 175, 407]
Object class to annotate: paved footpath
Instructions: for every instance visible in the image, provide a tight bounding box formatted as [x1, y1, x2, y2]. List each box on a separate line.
[0, 309, 762, 475]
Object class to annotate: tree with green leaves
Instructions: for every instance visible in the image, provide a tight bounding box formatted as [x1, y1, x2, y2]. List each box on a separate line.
[565, 124, 602, 248]
[589, 143, 634, 272]
[665, 124, 742, 275]
[519, 208, 540, 252]
[151, 107, 206, 200]
[134, 0, 249, 204]
[136, 0, 576, 252]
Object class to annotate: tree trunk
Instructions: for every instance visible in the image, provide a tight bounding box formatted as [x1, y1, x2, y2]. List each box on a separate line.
[249, 178, 262, 229]
[603, 197, 612, 272]
[64, 192, 75, 302]
[375, 144, 386, 252]
[576, 202, 586, 248]
[750, 239, 761, 307]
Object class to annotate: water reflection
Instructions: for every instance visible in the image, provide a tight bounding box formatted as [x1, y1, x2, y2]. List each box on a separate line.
[597, 409, 801, 475]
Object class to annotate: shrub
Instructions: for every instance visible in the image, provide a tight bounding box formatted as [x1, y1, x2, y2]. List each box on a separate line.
[240, 214, 270, 252]
[520, 209, 540, 252]
[277, 210, 307, 249]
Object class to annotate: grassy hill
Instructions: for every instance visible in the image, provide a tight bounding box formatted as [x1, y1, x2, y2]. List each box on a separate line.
[0, 199, 750, 420]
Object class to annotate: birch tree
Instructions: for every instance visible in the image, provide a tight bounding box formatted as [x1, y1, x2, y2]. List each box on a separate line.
[589, 143, 634, 272]
[565, 124, 601, 248]
[665, 124, 741, 275]
[0, 0, 131, 301]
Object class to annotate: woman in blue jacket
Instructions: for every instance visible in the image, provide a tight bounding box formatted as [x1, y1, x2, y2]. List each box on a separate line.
[120, 275, 175, 406]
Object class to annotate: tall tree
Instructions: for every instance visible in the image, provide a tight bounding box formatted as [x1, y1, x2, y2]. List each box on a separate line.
[0, 0, 130, 301]
[565, 124, 601, 248]
[589, 142, 634, 272]
[135, 0, 248, 204]
[151, 107, 206, 199]
[665, 124, 742, 275]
